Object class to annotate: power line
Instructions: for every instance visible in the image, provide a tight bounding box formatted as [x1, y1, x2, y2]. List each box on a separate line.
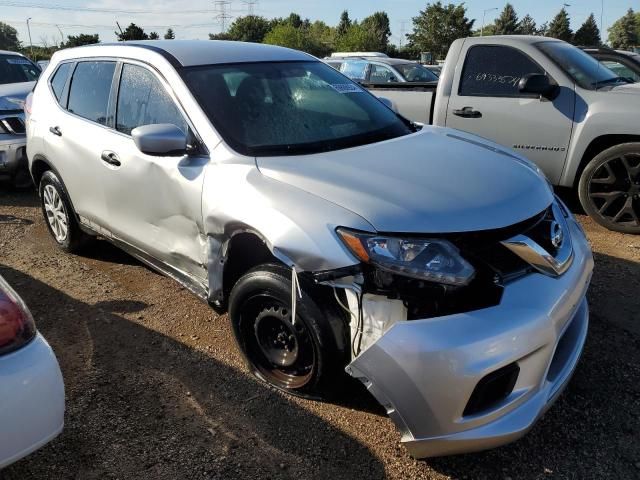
[0, 1, 253, 15]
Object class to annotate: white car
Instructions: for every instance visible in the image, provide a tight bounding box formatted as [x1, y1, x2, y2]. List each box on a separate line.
[0, 273, 64, 468]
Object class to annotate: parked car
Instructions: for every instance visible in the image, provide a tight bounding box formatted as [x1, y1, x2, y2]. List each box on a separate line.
[326, 56, 439, 83]
[424, 64, 443, 77]
[36, 60, 50, 71]
[581, 46, 640, 83]
[361, 36, 640, 234]
[0, 50, 40, 188]
[0, 273, 64, 468]
[27, 40, 593, 458]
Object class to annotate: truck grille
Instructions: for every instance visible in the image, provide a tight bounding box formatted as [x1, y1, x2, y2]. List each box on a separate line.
[0, 115, 26, 135]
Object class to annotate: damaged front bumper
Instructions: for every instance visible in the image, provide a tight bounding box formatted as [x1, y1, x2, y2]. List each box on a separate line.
[346, 218, 593, 458]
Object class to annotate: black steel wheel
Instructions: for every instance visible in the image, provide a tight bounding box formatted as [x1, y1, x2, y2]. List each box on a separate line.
[579, 143, 640, 234]
[228, 263, 348, 397]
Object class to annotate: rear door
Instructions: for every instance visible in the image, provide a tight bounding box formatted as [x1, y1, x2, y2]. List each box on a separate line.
[99, 62, 208, 285]
[445, 43, 575, 183]
[44, 60, 117, 224]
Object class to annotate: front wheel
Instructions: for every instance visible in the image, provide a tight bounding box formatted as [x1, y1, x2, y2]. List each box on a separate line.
[578, 143, 640, 234]
[228, 263, 348, 397]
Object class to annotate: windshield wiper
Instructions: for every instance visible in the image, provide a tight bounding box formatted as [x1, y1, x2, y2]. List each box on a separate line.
[593, 76, 632, 88]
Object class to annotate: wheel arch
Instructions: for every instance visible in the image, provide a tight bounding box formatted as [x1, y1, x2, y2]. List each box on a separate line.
[572, 134, 640, 189]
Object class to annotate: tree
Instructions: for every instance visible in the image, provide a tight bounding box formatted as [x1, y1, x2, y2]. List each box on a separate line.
[537, 22, 549, 36]
[149, 31, 160, 40]
[608, 9, 638, 50]
[546, 8, 573, 42]
[518, 14, 537, 35]
[494, 3, 519, 35]
[0, 22, 20, 51]
[164, 28, 175, 40]
[336, 10, 352, 37]
[335, 23, 380, 52]
[361, 11, 391, 52]
[264, 23, 310, 52]
[574, 13, 601, 46]
[407, 2, 475, 60]
[116, 23, 149, 41]
[63, 33, 99, 48]
[223, 15, 271, 43]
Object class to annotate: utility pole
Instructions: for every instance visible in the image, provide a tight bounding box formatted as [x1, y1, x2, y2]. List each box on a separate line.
[481, 7, 498, 36]
[55, 24, 64, 47]
[242, 0, 258, 15]
[26, 17, 34, 59]
[214, 0, 233, 33]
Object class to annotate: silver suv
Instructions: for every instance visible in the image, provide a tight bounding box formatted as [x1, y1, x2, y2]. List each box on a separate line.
[26, 41, 593, 458]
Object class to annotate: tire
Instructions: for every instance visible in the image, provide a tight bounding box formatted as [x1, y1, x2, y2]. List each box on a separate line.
[578, 143, 640, 234]
[39, 170, 91, 252]
[229, 263, 348, 397]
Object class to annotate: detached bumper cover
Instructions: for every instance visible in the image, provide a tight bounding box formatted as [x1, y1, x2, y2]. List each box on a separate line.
[347, 218, 593, 457]
[0, 134, 27, 177]
[0, 333, 65, 468]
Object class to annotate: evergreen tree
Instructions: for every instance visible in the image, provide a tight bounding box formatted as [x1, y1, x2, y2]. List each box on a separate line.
[164, 28, 175, 40]
[63, 33, 99, 48]
[116, 23, 149, 41]
[149, 31, 160, 40]
[608, 9, 638, 50]
[0, 22, 20, 50]
[494, 3, 519, 35]
[574, 13, 601, 46]
[407, 2, 475, 60]
[337, 10, 352, 37]
[518, 14, 537, 35]
[547, 8, 573, 42]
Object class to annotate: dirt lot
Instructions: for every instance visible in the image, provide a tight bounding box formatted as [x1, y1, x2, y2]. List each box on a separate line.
[0, 188, 639, 480]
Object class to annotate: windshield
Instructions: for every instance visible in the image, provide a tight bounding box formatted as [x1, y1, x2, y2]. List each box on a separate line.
[182, 61, 413, 156]
[0, 54, 40, 85]
[395, 63, 438, 82]
[537, 42, 622, 89]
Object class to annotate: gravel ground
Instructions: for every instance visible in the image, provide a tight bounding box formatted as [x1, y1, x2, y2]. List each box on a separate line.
[0, 188, 639, 480]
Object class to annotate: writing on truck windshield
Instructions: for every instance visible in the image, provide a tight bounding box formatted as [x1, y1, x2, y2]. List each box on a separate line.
[181, 61, 413, 156]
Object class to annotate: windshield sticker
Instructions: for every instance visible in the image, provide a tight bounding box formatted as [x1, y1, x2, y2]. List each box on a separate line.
[5, 58, 33, 65]
[330, 83, 364, 94]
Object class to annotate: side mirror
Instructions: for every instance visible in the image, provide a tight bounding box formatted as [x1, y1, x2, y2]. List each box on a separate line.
[519, 74, 558, 100]
[132, 124, 187, 156]
[378, 96, 396, 111]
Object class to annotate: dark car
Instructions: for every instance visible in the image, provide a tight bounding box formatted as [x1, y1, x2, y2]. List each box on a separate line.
[581, 46, 640, 82]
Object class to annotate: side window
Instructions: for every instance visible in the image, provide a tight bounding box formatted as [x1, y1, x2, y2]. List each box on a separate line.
[459, 45, 544, 97]
[340, 61, 368, 81]
[49, 62, 71, 103]
[116, 64, 188, 136]
[369, 64, 397, 83]
[67, 61, 116, 125]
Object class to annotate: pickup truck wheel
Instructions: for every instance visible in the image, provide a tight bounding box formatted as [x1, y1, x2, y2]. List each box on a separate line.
[579, 143, 640, 234]
[39, 170, 91, 252]
[229, 263, 346, 397]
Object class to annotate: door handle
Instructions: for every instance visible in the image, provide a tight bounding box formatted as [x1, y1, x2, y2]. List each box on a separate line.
[452, 107, 482, 118]
[100, 151, 121, 167]
[49, 126, 62, 136]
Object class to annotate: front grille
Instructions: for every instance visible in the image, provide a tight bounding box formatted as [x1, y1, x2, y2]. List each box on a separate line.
[0, 116, 26, 135]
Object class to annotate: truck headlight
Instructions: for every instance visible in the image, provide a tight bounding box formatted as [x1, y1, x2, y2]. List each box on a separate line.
[336, 228, 475, 286]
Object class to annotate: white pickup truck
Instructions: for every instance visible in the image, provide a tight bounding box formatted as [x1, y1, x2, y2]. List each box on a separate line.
[358, 36, 640, 234]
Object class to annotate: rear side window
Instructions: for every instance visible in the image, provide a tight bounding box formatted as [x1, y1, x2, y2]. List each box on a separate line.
[459, 45, 544, 97]
[50, 63, 71, 103]
[67, 61, 116, 125]
[116, 64, 187, 136]
[340, 61, 368, 81]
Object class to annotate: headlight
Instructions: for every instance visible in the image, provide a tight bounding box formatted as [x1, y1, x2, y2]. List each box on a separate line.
[336, 228, 475, 286]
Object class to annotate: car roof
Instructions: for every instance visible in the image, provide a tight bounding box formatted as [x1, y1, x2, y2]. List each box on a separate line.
[0, 50, 26, 56]
[332, 56, 419, 66]
[56, 40, 315, 67]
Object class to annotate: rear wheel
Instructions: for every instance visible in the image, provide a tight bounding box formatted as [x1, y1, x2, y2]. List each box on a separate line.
[39, 170, 91, 252]
[579, 143, 640, 234]
[229, 263, 347, 397]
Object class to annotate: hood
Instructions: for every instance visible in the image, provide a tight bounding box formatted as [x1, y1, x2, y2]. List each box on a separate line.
[0, 81, 34, 111]
[256, 127, 554, 233]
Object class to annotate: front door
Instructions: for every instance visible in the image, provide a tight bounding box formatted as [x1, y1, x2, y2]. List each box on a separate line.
[446, 44, 575, 184]
[99, 62, 208, 285]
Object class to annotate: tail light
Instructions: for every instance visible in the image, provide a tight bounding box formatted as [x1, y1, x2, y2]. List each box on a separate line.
[24, 92, 33, 116]
[0, 276, 36, 355]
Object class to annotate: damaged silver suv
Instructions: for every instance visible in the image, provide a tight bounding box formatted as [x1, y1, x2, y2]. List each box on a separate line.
[26, 41, 593, 457]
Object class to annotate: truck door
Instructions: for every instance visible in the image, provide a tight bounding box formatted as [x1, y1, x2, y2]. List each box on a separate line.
[445, 44, 575, 184]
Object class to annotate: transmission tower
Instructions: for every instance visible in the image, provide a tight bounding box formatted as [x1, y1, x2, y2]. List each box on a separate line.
[214, 0, 233, 33]
[242, 0, 259, 15]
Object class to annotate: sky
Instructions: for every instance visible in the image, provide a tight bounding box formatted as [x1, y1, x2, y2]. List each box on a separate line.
[2, 0, 637, 47]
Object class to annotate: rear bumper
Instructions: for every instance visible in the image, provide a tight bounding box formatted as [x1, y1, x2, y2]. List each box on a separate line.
[347, 217, 593, 457]
[0, 333, 65, 469]
[0, 134, 27, 178]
